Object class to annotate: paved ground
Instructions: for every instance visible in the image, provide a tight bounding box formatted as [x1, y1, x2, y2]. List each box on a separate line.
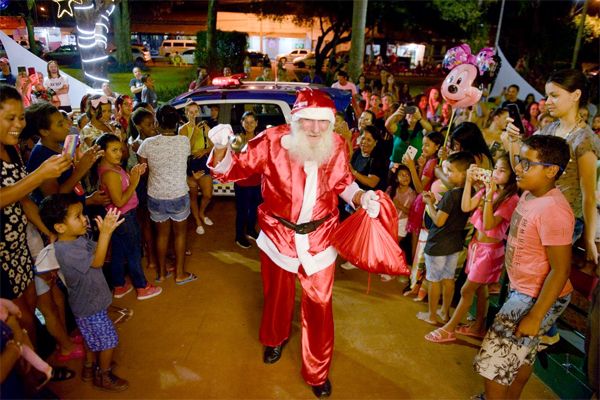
[49, 198, 556, 399]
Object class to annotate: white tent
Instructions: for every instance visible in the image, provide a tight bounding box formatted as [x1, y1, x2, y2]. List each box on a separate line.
[489, 47, 543, 101]
[0, 31, 94, 108]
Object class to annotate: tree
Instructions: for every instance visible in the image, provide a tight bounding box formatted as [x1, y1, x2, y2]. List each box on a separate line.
[73, 0, 117, 88]
[206, 0, 218, 73]
[113, 0, 133, 67]
[348, 0, 368, 81]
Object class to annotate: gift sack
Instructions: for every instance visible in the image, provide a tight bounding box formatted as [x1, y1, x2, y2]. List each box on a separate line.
[332, 190, 410, 276]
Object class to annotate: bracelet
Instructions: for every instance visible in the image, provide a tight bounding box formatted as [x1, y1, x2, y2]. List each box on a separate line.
[483, 198, 492, 203]
[6, 339, 23, 355]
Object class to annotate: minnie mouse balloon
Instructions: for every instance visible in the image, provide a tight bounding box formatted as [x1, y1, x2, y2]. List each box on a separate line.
[440, 44, 500, 110]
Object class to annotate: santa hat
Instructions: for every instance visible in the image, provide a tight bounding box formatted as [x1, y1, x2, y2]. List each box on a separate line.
[291, 88, 335, 123]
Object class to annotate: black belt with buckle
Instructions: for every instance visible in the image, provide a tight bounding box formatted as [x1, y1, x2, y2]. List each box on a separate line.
[274, 214, 332, 235]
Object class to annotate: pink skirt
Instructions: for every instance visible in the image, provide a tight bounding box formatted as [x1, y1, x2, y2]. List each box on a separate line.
[465, 239, 505, 284]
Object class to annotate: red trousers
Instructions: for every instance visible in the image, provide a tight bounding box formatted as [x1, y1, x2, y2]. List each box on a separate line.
[259, 251, 334, 386]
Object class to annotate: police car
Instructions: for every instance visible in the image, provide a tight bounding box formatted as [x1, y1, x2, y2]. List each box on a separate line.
[170, 76, 355, 196]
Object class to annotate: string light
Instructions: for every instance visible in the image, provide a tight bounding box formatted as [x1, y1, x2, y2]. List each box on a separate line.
[53, 0, 83, 18]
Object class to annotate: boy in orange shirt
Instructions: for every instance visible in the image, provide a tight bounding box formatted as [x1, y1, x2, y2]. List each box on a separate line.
[474, 135, 574, 399]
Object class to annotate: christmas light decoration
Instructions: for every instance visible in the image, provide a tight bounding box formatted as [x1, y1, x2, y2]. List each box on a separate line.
[53, 0, 83, 18]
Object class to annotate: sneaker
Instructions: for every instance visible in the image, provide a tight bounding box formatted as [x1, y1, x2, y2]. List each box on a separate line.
[196, 225, 205, 235]
[136, 284, 163, 300]
[113, 282, 133, 299]
[81, 363, 96, 382]
[340, 261, 357, 270]
[235, 237, 251, 249]
[246, 231, 259, 241]
[203, 216, 214, 226]
[94, 368, 128, 392]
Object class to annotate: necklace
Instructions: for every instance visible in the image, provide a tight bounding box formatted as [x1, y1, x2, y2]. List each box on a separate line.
[557, 118, 583, 139]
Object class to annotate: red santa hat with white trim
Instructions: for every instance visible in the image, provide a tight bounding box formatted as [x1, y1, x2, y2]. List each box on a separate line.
[291, 88, 336, 124]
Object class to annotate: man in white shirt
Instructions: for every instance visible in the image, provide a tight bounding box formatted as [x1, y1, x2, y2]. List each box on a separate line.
[331, 70, 357, 97]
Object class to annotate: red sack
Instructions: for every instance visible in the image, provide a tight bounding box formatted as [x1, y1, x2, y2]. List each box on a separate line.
[332, 190, 410, 276]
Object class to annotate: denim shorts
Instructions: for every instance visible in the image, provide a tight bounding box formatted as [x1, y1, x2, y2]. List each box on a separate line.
[424, 251, 460, 282]
[473, 290, 571, 386]
[147, 194, 190, 223]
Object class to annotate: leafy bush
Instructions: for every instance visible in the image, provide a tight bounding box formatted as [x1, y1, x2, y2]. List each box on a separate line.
[195, 30, 248, 74]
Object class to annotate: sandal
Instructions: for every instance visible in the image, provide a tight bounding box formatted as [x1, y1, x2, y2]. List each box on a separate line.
[424, 328, 456, 343]
[176, 272, 198, 286]
[416, 311, 438, 326]
[456, 325, 486, 339]
[55, 343, 85, 362]
[185, 249, 192, 256]
[51, 366, 75, 381]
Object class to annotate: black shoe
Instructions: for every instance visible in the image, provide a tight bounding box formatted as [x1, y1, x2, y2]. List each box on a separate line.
[235, 237, 251, 249]
[311, 379, 332, 398]
[246, 230, 259, 241]
[263, 344, 283, 364]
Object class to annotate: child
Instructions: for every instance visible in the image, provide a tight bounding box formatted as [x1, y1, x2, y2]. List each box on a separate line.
[137, 105, 196, 285]
[141, 74, 157, 109]
[417, 151, 474, 325]
[39, 194, 128, 392]
[80, 95, 122, 151]
[425, 155, 519, 343]
[402, 131, 443, 296]
[474, 135, 573, 399]
[95, 133, 162, 300]
[381, 164, 416, 281]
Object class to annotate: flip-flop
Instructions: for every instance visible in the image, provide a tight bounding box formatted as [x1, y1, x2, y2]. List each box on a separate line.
[456, 325, 486, 339]
[51, 366, 75, 381]
[185, 249, 192, 256]
[424, 328, 456, 343]
[416, 311, 438, 326]
[176, 272, 198, 286]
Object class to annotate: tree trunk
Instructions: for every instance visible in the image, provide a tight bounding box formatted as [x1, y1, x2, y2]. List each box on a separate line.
[113, 0, 132, 66]
[25, 0, 38, 55]
[74, 0, 114, 88]
[206, 0, 218, 74]
[348, 0, 367, 82]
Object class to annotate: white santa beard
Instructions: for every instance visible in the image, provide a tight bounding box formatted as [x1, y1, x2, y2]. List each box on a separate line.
[288, 121, 334, 165]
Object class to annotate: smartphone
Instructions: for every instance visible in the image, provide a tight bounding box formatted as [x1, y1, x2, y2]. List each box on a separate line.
[62, 134, 79, 158]
[27, 67, 36, 76]
[405, 106, 418, 114]
[507, 103, 526, 135]
[17, 66, 26, 75]
[194, 116, 205, 126]
[405, 145, 418, 160]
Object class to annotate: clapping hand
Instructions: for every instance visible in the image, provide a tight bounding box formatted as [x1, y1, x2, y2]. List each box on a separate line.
[422, 191, 435, 205]
[95, 208, 124, 236]
[129, 163, 147, 187]
[77, 145, 103, 172]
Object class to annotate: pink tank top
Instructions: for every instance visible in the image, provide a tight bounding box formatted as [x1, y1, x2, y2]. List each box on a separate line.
[470, 190, 519, 241]
[98, 165, 139, 214]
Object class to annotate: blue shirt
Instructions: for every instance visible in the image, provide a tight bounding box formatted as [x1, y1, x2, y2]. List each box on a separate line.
[54, 236, 112, 317]
[26, 143, 74, 204]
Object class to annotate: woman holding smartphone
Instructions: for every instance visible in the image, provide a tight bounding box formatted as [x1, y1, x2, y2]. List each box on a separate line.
[179, 101, 214, 235]
[505, 69, 600, 264]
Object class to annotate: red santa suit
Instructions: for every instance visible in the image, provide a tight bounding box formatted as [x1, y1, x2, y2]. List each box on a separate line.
[209, 100, 361, 386]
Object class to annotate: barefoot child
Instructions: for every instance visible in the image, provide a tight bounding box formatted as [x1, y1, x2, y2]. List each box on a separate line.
[425, 155, 519, 343]
[95, 133, 162, 300]
[40, 194, 128, 392]
[417, 152, 474, 325]
[474, 135, 574, 398]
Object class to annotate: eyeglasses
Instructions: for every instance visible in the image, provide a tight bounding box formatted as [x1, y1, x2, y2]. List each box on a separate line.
[514, 155, 561, 172]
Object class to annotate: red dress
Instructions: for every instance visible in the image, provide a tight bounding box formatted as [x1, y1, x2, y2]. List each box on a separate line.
[406, 157, 437, 233]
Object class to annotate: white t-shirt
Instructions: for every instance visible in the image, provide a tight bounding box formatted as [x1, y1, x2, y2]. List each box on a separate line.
[137, 134, 190, 200]
[43, 76, 70, 107]
[331, 81, 357, 96]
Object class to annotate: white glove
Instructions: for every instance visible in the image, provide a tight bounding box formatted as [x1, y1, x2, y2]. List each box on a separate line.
[360, 190, 380, 218]
[208, 124, 233, 149]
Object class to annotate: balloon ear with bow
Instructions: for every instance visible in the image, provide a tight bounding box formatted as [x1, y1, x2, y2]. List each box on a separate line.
[440, 45, 500, 110]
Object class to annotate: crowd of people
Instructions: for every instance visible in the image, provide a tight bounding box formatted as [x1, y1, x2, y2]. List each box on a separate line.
[0, 54, 599, 400]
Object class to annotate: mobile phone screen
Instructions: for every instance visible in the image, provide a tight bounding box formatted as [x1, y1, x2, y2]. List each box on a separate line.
[507, 103, 526, 135]
[27, 67, 36, 76]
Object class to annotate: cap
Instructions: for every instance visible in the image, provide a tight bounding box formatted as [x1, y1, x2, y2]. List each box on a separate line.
[291, 88, 335, 123]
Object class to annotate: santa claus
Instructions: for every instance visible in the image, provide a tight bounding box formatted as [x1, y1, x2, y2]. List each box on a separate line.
[208, 88, 380, 398]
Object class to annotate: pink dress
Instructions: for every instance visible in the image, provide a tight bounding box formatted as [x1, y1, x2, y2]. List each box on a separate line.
[406, 158, 437, 233]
